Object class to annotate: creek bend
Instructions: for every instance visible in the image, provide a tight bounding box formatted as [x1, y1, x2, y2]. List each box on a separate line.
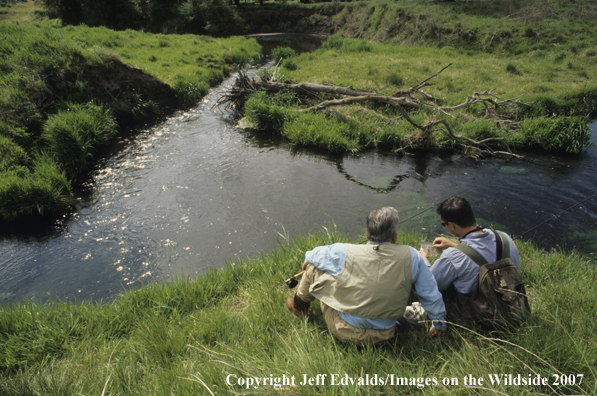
[1, 52, 596, 304]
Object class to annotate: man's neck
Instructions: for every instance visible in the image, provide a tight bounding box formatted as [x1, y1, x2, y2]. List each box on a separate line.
[456, 224, 483, 238]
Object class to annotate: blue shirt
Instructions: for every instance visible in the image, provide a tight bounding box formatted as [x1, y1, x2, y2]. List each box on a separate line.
[305, 242, 447, 331]
[424, 229, 520, 294]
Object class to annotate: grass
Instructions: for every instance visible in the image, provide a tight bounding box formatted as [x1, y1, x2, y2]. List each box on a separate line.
[0, 226, 595, 395]
[42, 103, 118, 179]
[327, 1, 597, 56]
[0, 152, 72, 219]
[0, 19, 260, 220]
[58, 24, 260, 87]
[243, 34, 595, 154]
[0, 0, 40, 23]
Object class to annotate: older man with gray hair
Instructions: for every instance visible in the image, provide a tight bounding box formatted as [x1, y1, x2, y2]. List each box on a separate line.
[286, 207, 447, 345]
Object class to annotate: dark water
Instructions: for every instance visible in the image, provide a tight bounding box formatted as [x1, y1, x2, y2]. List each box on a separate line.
[1, 47, 596, 304]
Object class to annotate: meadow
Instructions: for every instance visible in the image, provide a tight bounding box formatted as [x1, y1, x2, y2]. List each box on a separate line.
[0, 227, 595, 395]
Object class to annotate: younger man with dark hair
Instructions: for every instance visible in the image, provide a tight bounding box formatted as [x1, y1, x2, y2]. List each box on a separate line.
[419, 197, 521, 326]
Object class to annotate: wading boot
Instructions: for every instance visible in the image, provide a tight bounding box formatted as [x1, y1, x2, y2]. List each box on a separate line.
[285, 294, 310, 317]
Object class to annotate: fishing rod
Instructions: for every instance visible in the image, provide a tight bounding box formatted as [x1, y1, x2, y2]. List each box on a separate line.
[399, 185, 477, 226]
[284, 189, 597, 288]
[514, 191, 597, 240]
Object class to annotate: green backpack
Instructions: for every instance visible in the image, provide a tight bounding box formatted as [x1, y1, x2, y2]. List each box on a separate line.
[454, 230, 531, 328]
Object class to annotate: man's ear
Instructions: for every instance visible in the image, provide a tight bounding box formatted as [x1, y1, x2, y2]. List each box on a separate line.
[391, 230, 398, 244]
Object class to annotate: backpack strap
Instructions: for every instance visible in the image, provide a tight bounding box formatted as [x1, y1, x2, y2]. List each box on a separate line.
[455, 243, 487, 266]
[496, 231, 511, 260]
[493, 230, 503, 261]
[456, 229, 511, 266]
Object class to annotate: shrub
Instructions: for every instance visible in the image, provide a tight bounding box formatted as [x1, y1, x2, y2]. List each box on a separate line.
[42, 103, 117, 178]
[271, 46, 297, 63]
[182, 0, 246, 35]
[199, 0, 245, 36]
[282, 58, 298, 71]
[40, 0, 140, 29]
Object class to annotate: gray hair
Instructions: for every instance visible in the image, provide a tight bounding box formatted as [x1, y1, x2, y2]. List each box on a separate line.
[366, 207, 400, 243]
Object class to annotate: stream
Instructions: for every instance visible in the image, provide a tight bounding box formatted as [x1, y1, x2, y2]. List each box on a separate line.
[1, 40, 596, 304]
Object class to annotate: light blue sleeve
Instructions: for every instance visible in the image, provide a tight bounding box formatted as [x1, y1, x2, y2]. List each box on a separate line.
[410, 247, 447, 331]
[429, 252, 458, 293]
[304, 243, 347, 276]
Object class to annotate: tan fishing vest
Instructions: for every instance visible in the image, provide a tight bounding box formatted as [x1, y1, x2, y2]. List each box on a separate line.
[309, 244, 413, 319]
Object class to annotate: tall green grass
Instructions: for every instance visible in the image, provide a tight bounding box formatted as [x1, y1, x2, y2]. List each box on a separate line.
[245, 91, 298, 131]
[42, 103, 118, 178]
[0, 227, 595, 395]
[0, 152, 71, 219]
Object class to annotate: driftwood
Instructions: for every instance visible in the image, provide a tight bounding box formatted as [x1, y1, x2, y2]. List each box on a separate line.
[216, 64, 528, 158]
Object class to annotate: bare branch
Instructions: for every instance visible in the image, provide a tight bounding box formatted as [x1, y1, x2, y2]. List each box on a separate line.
[216, 63, 527, 158]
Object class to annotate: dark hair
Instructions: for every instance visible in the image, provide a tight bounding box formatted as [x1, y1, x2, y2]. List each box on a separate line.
[436, 197, 476, 228]
[367, 207, 400, 242]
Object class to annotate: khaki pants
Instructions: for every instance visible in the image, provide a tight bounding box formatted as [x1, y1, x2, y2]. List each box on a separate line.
[296, 264, 396, 346]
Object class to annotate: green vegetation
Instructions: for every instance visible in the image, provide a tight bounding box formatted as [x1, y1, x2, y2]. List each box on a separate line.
[42, 103, 117, 178]
[328, 1, 597, 55]
[58, 24, 260, 105]
[0, 19, 260, 220]
[0, 227, 595, 395]
[272, 46, 297, 63]
[244, 35, 595, 154]
[0, 1, 39, 23]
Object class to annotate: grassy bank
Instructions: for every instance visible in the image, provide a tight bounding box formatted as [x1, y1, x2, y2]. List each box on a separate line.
[328, 1, 597, 54]
[0, 227, 595, 395]
[0, 20, 260, 220]
[243, 34, 595, 154]
[237, 0, 597, 155]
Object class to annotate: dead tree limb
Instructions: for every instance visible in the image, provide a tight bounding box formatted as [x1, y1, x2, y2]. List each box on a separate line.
[216, 63, 527, 158]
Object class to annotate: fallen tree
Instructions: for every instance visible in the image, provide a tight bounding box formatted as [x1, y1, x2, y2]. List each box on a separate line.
[216, 63, 532, 158]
